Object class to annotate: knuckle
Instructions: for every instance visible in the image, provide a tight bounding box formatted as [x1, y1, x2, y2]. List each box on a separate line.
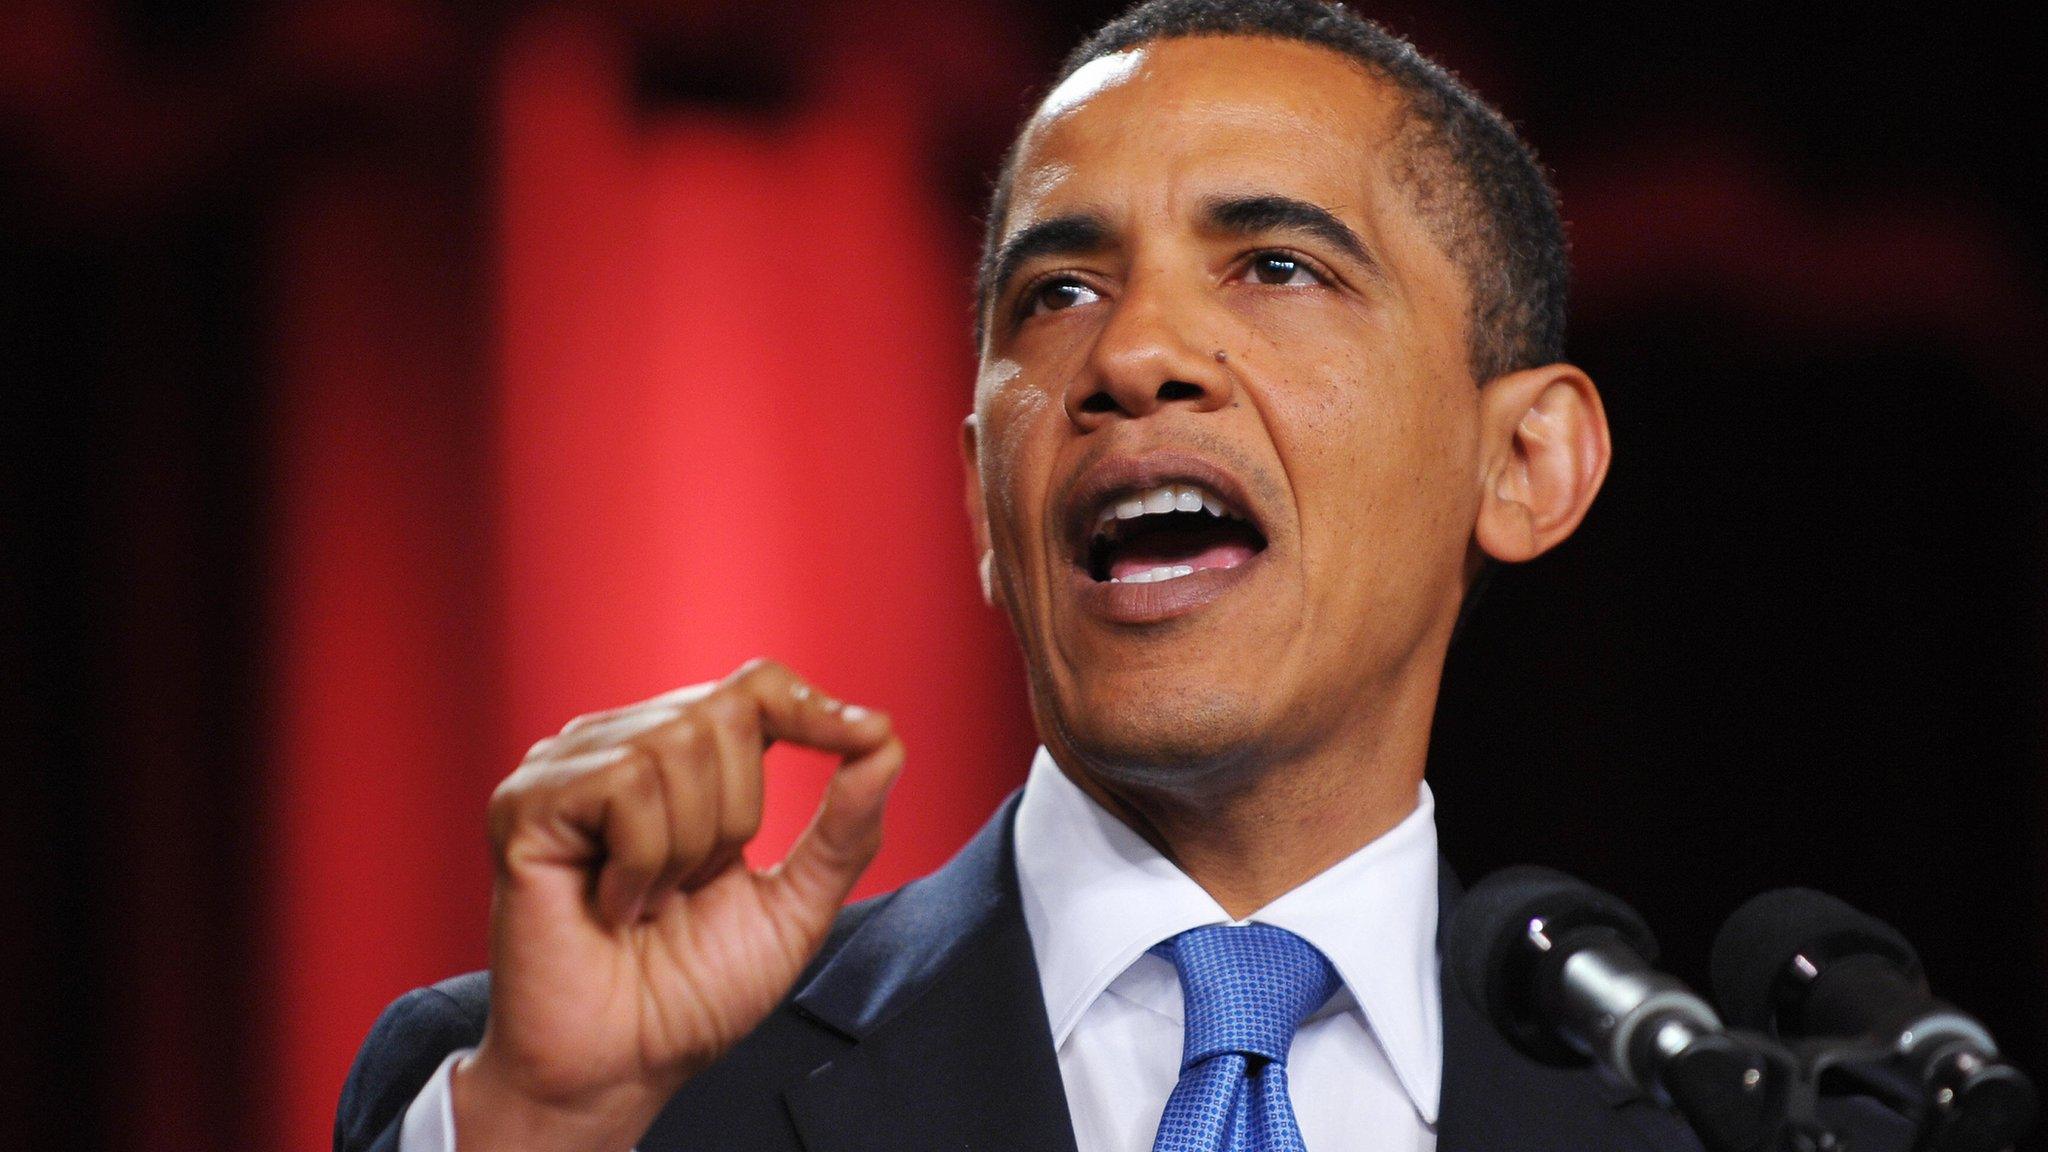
[732, 656, 787, 685]
[651, 680, 715, 708]
[486, 772, 550, 848]
[688, 721, 729, 766]
[698, 689, 753, 730]
[613, 747, 664, 797]
[489, 762, 545, 809]
[675, 721, 735, 778]
[665, 715, 712, 755]
[488, 770, 524, 807]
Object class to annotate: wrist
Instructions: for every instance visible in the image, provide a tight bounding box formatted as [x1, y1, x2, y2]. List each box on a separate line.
[449, 1048, 667, 1152]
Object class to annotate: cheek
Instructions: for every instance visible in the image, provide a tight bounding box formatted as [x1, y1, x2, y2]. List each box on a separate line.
[1245, 302, 1433, 480]
[1279, 341, 1478, 583]
[975, 377, 1055, 545]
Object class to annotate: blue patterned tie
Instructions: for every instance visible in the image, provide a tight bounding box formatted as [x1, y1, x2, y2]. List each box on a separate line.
[1151, 924, 1342, 1152]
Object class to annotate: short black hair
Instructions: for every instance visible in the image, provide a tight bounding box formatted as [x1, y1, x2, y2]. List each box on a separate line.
[976, 0, 1569, 384]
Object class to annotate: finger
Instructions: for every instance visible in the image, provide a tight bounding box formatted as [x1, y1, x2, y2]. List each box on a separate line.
[489, 744, 632, 866]
[545, 704, 685, 759]
[723, 659, 893, 758]
[588, 748, 677, 927]
[683, 694, 766, 890]
[562, 679, 716, 731]
[774, 731, 905, 914]
[636, 715, 722, 911]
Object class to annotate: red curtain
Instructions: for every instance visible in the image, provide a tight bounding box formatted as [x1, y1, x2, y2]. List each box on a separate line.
[265, 10, 1033, 1145]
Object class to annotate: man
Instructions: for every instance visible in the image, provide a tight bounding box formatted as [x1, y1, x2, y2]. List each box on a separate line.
[337, 3, 1905, 1150]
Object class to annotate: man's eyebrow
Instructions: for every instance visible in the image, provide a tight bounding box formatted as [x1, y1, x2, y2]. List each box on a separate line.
[1203, 194, 1380, 274]
[986, 213, 1114, 305]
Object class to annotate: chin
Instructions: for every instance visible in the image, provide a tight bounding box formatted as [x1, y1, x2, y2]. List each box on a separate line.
[1042, 680, 1273, 801]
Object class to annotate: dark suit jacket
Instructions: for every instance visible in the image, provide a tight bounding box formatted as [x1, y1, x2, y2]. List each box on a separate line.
[336, 793, 1909, 1152]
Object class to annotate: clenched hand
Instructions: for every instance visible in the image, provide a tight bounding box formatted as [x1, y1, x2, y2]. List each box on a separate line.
[450, 659, 903, 1151]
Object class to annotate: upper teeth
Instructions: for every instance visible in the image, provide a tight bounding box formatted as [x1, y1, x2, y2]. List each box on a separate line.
[1096, 483, 1229, 528]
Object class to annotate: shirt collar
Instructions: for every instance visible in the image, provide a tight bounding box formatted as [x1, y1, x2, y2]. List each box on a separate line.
[1013, 746, 1443, 1123]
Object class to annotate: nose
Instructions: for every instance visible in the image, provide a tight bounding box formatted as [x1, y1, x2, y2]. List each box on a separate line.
[1064, 273, 1234, 429]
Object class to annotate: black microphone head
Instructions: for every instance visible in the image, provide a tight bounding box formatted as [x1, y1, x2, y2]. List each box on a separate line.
[1709, 887, 1923, 1036]
[1447, 864, 1661, 1066]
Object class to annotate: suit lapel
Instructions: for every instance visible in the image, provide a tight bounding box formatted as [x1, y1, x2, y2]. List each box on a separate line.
[782, 793, 1080, 1152]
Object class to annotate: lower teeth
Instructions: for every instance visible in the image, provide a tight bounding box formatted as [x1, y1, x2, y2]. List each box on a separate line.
[1111, 564, 1196, 585]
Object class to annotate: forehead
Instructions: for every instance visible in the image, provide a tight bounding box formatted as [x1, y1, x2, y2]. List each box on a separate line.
[1005, 36, 1408, 235]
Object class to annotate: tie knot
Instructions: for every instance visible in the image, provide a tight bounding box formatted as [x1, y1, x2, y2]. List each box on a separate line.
[1158, 923, 1341, 1069]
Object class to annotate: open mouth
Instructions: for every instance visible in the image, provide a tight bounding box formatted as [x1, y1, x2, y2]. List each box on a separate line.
[1081, 482, 1269, 584]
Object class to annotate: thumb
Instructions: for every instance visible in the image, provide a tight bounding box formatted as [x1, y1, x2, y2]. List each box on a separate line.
[772, 729, 904, 915]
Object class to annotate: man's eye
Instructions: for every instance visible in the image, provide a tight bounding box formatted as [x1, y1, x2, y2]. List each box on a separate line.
[1028, 279, 1101, 316]
[1246, 252, 1319, 286]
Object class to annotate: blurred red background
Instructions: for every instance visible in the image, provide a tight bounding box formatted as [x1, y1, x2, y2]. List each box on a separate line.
[5, 3, 2046, 1151]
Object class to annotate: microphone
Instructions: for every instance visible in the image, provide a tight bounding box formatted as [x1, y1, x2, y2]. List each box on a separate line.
[1710, 888, 2036, 1151]
[1449, 866, 1781, 1151]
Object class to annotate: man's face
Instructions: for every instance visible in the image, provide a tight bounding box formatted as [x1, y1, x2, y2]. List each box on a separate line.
[967, 35, 1488, 790]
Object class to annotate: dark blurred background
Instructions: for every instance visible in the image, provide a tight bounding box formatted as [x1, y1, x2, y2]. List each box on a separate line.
[4, 1, 2044, 1149]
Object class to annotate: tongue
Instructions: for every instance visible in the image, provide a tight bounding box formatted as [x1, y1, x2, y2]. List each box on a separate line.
[1108, 536, 1258, 580]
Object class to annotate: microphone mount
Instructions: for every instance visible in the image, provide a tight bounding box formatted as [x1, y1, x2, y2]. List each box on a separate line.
[1713, 889, 2038, 1152]
[1450, 868, 2038, 1152]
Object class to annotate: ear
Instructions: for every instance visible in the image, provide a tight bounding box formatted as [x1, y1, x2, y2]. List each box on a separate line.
[1472, 363, 1612, 564]
[960, 414, 996, 606]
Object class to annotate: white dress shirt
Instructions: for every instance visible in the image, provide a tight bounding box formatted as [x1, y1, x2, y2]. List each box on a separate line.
[399, 748, 1442, 1150]
[1015, 747, 1440, 1152]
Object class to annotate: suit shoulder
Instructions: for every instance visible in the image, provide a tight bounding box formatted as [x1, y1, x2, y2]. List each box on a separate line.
[425, 969, 491, 1020]
[809, 888, 896, 970]
[334, 978, 491, 1152]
